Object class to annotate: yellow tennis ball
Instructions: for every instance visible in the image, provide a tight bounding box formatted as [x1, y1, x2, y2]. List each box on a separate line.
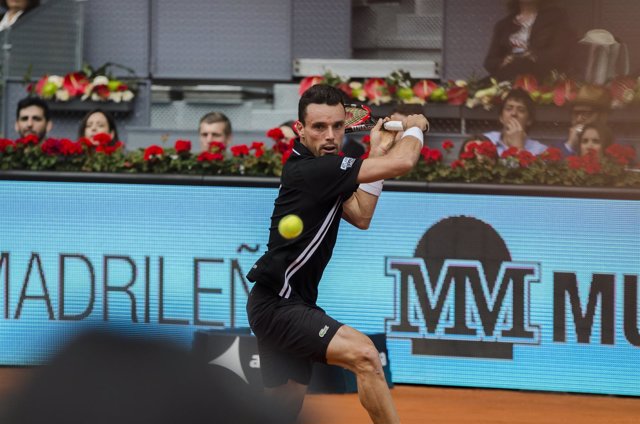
[278, 214, 303, 239]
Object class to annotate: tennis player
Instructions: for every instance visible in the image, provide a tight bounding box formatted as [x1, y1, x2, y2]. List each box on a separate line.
[246, 84, 427, 424]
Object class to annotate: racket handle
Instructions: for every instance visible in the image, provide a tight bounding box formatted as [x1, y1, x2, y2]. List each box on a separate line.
[382, 121, 404, 132]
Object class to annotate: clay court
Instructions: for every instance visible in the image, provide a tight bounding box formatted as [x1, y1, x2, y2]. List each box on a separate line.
[1, 368, 638, 423]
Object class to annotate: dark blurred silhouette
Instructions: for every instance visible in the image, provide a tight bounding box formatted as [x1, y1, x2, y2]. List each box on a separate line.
[0, 330, 286, 424]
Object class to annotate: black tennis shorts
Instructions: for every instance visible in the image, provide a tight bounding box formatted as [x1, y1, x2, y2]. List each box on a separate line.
[246, 283, 343, 388]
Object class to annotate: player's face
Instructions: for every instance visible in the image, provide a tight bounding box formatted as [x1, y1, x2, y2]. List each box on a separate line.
[199, 122, 231, 152]
[15, 105, 50, 141]
[500, 99, 531, 130]
[297, 103, 346, 157]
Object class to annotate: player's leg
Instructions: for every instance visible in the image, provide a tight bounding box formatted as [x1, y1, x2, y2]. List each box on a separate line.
[326, 325, 399, 424]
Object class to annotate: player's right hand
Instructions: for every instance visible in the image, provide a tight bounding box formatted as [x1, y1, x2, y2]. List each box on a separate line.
[402, 114, 429, 133]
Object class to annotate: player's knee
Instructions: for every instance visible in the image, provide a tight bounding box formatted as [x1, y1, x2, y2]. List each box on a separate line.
[350, 342, 382, 375]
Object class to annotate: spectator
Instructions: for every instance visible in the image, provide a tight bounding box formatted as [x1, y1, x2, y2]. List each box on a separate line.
[483, 88, 547, 155]
[0, 330, 285, 424]
[77, 108, 119, 143]
[561, 84, 611, 156]
[0, 0, 39, 31]
[579, 123, 613, 157]
[15, 96, 52, 142]
[484, 0, 576, 81]
[199, 112, 232, 152]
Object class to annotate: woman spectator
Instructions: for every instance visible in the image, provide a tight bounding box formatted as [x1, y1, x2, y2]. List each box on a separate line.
[78, 109, 119, 143]
[579, 123, 613, 157]
[484, 0, 576, 81]
[0, 0, 39, 31]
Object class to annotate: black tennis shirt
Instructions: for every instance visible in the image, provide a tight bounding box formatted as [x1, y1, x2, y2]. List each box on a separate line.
[247, 139, 363, 304]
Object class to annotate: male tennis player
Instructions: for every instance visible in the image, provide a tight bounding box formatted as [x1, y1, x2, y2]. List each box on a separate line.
[246, 84, 427, 424]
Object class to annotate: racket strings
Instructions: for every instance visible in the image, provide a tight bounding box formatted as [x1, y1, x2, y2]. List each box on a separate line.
[344, 106, 371, 127]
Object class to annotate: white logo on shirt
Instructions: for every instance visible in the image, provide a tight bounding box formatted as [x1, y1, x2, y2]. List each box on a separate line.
[340, 157, 355, 170]
[319, 325, 329, 337]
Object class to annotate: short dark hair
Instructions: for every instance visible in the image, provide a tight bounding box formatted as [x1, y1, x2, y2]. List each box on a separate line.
[1, 0, 39, 11]
[16, 97, 50, 121]
[77, 108, 119, 141]
[298, 84, 346, 124]
[501, 88, 537, 124]
[199, 112, 232, 136]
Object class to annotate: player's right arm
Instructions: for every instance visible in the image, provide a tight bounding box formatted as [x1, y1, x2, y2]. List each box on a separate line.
[356, 114, 427, 183]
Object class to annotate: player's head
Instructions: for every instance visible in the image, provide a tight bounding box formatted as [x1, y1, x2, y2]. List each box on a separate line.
[296, 84, 347, 157]
[499, 88, 536, 131]
[199, 111, 233, 152]
[15, 97, 52, 141]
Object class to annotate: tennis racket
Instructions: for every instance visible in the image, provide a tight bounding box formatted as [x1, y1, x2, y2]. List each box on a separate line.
[344, 104, 404, 133]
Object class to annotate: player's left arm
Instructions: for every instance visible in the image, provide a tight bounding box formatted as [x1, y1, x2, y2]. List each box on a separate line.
[342, 119, 396, 230]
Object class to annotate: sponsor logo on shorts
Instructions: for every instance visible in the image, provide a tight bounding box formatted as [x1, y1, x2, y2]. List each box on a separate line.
[319, 325, 329, 337]
[340, 157, 355, 170]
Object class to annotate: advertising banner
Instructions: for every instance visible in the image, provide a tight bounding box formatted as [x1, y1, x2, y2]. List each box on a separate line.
[0, 180, 638, 395]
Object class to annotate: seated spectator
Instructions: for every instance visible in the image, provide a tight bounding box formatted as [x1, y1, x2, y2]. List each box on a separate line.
[77, 108, 119, 143]
[483, 88, 547, 155]
[579, 123, 613, 157]
[561, 84, 611, 157]
[15, 96, 52, 142]
[199, 112, 232, 152]
[0, 0, 39, 31]
[484, 0, 576, 81]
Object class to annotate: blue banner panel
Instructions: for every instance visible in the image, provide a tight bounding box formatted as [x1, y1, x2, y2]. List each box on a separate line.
[0, 180, 638, 396]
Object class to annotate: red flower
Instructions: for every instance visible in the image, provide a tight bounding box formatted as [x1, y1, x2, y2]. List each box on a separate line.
[446, 86, 468, 106]
[92, 132, 113, 146]
[60, 139, 83, 156]
[420, 147, 442, 163]
[92, 84, 110, 100]
[78, 136, 96, 147]
[143, 145, 164, 161]
[566, 156, 582, 170]
[605, 144, 636, 166]
[41, 138, 63, 155]
[363, 78, 389, 101]
[197, 152, 224, 162]
[208, 141, 227, 153]
[451, 159, 464, 169]
[16, 134, 40, 145]
[538, 147, 562, 162]
[413, 79, 438, 100]
[513, 75, 539, 94]
[0, 138, 16, 153]
[299, 76, 324, 96]
[231, 144, 250, 157]
[441, 140, 454, 151]
[281, 149, 292, 164]
[174, 140, 192, 153]
[337, 82, 352, 98]
[266, 128, 285, 141]
[273, 140, 290, 154]
[460, 151, 475, 160]
[517, 150, 536, 167]
[477, 141, 498, 158]
[501, 147, 520, 158]
[553, 79, 577, 106]
[63, 72, 89, 97]
[97, 141, 123, 155]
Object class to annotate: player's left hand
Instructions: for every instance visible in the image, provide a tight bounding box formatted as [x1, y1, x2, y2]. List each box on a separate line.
[368, 118, 396, 157]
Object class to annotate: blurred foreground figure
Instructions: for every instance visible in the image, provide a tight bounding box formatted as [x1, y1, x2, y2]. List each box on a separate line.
[0, 330, 285, 424]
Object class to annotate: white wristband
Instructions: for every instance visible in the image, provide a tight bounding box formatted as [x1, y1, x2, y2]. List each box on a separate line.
[402, 127, 424, 147]
[359, 180, 383, 197]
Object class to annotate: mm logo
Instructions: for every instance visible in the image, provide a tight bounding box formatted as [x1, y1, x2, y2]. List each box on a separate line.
[385, 216, 540, 359]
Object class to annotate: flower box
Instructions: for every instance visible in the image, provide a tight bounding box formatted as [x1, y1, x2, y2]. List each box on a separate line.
[46, 99, 135, 113]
